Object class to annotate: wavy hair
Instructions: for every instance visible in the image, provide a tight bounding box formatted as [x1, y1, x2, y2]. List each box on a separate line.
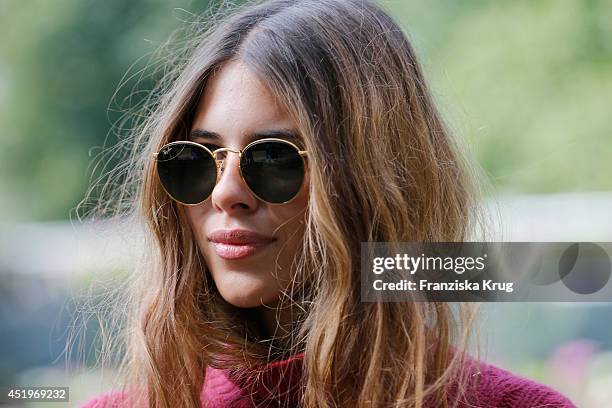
[77, 0, 489, 406]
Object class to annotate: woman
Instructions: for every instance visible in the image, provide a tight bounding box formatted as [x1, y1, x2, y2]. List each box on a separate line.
[79, 0, 576, 407]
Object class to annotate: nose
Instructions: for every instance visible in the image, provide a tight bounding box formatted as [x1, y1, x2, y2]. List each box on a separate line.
[210, 151, 258, 213]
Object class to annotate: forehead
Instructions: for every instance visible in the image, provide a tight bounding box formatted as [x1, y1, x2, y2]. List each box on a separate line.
[189, 60, 295, 143]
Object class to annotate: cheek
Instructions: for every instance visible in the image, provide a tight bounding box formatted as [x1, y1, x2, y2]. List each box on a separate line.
[184, 204, 211, 249]
[271, 174, 308, 228]
[269, 191, 308, 260]
[184, 208, 196, 235]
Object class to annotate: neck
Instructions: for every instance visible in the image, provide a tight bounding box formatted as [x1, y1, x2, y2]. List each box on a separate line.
[259, 299, 295, 338]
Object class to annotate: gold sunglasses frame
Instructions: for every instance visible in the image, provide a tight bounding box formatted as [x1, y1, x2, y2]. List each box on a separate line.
[152, 137, 308, 206]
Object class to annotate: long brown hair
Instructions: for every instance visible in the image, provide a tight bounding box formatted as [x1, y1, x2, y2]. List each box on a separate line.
[77, 0, 489, 406]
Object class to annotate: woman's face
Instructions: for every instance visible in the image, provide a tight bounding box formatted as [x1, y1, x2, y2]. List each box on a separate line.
[185, 60, 308, 309]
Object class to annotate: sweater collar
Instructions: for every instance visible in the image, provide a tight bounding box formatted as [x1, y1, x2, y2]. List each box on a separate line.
[250, 352, 304, 405]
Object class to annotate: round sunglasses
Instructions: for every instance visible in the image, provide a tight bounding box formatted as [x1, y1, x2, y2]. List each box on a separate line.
[152, 137, 308, 205]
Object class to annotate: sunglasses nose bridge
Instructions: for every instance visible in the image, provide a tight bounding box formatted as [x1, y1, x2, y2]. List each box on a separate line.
[211, 147, 243, 178]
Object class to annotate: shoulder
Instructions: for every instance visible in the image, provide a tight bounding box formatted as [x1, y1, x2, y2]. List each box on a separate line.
[471, 360, 577, 408]
[79, 391, 131, 408]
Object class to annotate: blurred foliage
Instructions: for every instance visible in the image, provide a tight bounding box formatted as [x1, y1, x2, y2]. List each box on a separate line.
[385, 0, 612, 194]
[0, 0, 215, 221]
[0, 0, 611, 221]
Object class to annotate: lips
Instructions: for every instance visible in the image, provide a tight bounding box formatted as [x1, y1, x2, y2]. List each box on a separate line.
[207, 229, 276, 260]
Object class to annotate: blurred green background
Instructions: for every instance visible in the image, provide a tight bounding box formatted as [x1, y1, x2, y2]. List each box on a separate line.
[0, 0, 611, 406]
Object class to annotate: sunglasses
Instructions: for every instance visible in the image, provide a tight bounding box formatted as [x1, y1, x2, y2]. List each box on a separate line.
[152, 137, 308, 205]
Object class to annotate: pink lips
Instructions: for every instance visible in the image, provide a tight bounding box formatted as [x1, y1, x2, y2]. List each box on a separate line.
[208, 229, 276, 260]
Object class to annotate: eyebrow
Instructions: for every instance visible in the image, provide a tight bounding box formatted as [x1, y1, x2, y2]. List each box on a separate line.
[189, 128, 302, 146]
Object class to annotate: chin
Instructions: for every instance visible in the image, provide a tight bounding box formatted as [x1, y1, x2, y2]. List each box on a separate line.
[215, 277, 280, 308]
[219, 292, 260, 308]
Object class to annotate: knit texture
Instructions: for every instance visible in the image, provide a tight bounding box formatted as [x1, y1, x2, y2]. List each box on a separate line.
[80, 353, 576, 408]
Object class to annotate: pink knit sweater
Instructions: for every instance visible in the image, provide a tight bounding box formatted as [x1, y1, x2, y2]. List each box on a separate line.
[80, 353, 576, 407]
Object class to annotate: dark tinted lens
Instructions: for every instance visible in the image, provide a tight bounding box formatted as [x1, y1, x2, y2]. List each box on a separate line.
[241, 141, 305, 204]
[156, 143, 216, 204]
